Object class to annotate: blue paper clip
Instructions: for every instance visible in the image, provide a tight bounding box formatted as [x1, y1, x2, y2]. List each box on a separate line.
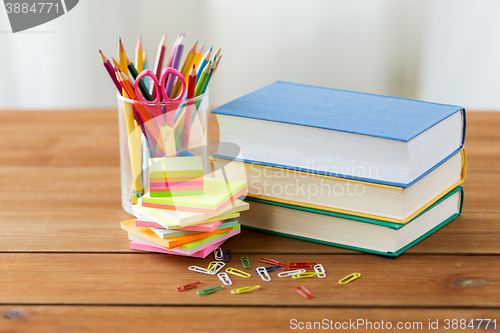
[223, 249, 232, 262]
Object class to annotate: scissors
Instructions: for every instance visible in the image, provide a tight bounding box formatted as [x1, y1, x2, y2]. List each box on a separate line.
[134, 68, 187, 157]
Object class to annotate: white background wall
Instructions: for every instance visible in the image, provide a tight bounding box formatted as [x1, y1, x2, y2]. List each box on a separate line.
[0, 0, 499, 110]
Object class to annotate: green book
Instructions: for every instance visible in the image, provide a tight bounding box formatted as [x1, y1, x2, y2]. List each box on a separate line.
[239, 186, 464, 257]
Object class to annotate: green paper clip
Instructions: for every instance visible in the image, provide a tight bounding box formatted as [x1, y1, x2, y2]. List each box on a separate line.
[240, 257, 251, 269]
[196, 285, 224, 296]
[292, 272, 319, 279]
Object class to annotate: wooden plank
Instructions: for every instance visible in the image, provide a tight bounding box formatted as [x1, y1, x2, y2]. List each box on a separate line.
[464, 112, 500, 172]
[0, 110, 120, 168]
[0, 208, 499, 254]
[1, 253, 499, 307]
[0, 167, 123, 210]
[1, 306, 499, 333]
[0, 210, 498, 254]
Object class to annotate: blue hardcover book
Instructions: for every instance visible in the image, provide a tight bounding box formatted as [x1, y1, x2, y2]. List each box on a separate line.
[212, 81, 466, 187]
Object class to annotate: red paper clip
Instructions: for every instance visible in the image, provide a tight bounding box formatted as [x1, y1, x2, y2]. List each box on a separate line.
[284, 262, 319, 270]
[175, 281, 203, 292]
[258, 257, 285, 266]
[296, 286, 315, 299]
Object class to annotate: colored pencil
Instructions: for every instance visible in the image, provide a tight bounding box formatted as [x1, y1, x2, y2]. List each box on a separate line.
[153, 34, 167, 80]
[118, 37, 128, 76]
[116, 69, 164, 154]
[143, 49, 150, 89]
[192, 44, 204, 70]
[173, 40, 197, 97]
[194, 60, 211, 98]
[99, 50, 122, 93]
[202, 57, 217, 95]
[183, 64, 197, 146]
[135, 35, 144, 73]
[167, 32, 183, 68]
[196, 46, 212, 84]
[127, 56, 153, 101]
[151, 34, 167, 99]
[165, 34, 184, 98]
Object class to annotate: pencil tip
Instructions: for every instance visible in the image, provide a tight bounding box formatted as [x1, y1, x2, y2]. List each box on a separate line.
[119, 36, 121, 42]
[99, 49, 102, 53]
[209, 46, 213, 51]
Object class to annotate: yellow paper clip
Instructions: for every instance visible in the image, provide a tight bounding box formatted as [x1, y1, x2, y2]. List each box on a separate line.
[207, 261, 218, 270]
[339, 273, 361, 284]
[231, 285, 260, 294]
[292, 272, 319, 279]
[226, 267, 252, 278]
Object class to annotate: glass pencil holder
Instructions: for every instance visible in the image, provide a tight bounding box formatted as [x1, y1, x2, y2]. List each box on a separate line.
[117, 91, 210, 214]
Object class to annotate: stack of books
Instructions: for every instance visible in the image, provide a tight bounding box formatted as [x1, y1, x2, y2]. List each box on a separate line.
[122, 175, 249, 258]
[211, 81, 466, 257]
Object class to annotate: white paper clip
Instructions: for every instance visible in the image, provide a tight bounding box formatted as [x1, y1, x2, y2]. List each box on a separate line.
[189, 265, 215, 275]
[208, 261, 225, 275]
[256, 266, 271, 282]
[218, 272, 233, 286]
[314, 264, 326, 278]
[214, 247, 223, 260]
[277, 269, 306, 278]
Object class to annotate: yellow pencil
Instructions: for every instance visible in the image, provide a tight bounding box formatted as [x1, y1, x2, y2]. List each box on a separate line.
[192, 43, 204, 69]
[135, 35, 143, 73]
[118, 37, 128, 76]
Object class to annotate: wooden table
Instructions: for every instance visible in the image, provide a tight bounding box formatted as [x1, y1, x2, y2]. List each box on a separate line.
[0, 110, 499, 332]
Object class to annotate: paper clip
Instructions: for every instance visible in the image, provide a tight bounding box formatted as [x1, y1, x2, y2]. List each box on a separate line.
[254, 265, 281, 274]
[223, 249, 232, 262]
[230, 285, 261, 294]
[175, 281, 203, 292]
[226, 267, 252, 278]
[339, 273, 361, 284]
[314, 264, 326, 278]
[284, 262, 318, 270]
[296, 286, 315, 299]
[214, 247, 223, 260]
[258, 257, 285, 266]
[255, 267, 271, 282]
[240, 256, 251, 269]
[208, 261, 225, 274]
[218, 272, 233, 286]
[188, 265, 215, 275]
[277, 269, 306, 278]
[292, 272, 319, 279]
[207, 261, 218, 270]
[196, 285, 224, 296]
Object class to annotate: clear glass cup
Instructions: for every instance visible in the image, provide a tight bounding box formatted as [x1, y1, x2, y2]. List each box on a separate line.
[117, 91, 210, 214]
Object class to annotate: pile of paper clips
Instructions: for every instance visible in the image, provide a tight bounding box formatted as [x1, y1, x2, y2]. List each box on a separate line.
[176, 247, 362, 299]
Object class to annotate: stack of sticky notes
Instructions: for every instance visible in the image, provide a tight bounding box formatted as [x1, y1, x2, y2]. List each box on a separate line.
[122, 162, 249, 258]
[211, 81, 466, 257]
[149, 156, 204, 197]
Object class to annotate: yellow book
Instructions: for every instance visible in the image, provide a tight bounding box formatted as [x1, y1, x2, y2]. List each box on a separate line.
[212, 148, 466, 224]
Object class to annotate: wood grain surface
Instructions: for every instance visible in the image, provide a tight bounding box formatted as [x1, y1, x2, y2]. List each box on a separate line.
[0, 110, 498, 332]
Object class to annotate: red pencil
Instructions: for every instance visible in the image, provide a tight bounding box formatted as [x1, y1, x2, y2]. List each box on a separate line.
[99, 50, 122, 93]
[153, 34, 167, 80]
